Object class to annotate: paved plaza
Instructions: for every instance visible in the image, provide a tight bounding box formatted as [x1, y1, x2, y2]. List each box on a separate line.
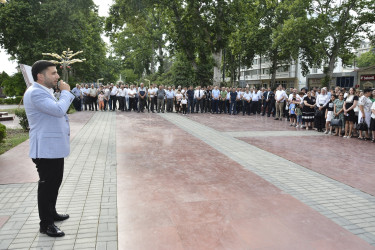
[0, 110, 375, 249]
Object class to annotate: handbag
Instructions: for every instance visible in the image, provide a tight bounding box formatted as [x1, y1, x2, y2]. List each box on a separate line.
[331, 117, 342, 127]
[357, 118, 368, 131]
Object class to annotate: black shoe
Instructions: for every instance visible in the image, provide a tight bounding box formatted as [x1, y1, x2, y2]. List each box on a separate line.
[274, 118, 279, 120]
[40, 224, 65, 237]
[54, 213, 69, 221]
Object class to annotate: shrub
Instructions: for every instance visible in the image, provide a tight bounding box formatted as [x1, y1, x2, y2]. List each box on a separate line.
[0, 96, 23, 105]
[14, 109, 29, 131]
[0, 123, 6, 143]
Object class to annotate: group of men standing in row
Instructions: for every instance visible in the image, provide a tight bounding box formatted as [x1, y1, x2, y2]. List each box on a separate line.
[70, 82, 295, 117]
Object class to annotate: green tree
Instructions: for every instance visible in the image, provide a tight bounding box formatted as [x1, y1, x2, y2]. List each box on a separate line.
[0, 71, 9, 87]
[297, 0, 375, 87]
[1, 72, 26, 96]
[357, 50, 375, 68]
[0, 0, 108, 82]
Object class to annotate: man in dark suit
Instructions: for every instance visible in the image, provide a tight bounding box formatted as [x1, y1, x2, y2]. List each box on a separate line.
[262, 88, 270, 116]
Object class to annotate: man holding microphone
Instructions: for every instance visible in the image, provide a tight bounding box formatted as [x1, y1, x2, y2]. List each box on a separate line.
[24, 60, 74, 237]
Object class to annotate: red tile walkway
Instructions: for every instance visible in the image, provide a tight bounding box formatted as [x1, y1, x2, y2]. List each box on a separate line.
[240, 135, 375, 196]
[188, 113, 375, 196]
[116, 113, 373, 249]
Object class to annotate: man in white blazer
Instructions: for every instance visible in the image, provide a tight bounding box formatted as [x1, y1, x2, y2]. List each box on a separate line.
[24, 60, 75, 237]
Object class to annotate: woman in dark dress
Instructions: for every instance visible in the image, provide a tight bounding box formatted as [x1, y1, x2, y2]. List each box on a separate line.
[343, 87, 358, 138]
[302, 91, 316, 130]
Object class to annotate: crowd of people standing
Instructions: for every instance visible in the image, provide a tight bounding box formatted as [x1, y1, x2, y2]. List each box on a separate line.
[69, 82, 375, 143]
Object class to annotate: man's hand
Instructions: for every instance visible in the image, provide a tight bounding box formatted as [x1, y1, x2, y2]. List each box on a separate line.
[59, 80, 71, 91]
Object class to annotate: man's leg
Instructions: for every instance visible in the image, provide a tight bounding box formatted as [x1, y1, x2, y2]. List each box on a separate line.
[157, 99, 161, 112]
[278, 102, 284, 119]
[33, 158, 64, 227]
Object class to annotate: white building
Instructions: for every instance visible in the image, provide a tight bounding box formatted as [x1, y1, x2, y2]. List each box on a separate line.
[239, 41, 372, 90]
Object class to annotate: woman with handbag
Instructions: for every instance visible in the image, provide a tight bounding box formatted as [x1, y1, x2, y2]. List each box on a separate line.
[343, 88, 358, 138]
[302, 91, 316, 130]
[333, 93, 345, 136]
[358, 88, 373, 140]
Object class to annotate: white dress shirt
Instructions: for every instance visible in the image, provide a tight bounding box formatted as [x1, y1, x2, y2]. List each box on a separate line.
[243, 92, 252, 101]
[316, 94, 330, 107]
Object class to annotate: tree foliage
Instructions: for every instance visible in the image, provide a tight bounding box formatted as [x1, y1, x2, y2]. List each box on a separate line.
[1, 72, 26, 96]
[297, 0, 375, 86]
[357, 50, 375, 68]
[0, 0, 108, 82]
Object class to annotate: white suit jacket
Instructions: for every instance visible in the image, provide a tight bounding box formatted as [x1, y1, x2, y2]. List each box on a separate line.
[24, 83, 75, 159]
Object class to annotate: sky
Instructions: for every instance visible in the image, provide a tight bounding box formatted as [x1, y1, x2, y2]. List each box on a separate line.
[0, 0, 112, 75]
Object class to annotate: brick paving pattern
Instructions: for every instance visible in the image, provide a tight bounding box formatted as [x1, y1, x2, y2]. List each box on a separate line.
[0, 110, 374, 249]
[0, 112, 117, 249]
[160, 113, 375, 246]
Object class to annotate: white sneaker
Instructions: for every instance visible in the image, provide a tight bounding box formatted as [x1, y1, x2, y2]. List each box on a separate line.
[324, 131, 328, 134]
[343, 136, 347, 138]
[328, 132, 332, 135]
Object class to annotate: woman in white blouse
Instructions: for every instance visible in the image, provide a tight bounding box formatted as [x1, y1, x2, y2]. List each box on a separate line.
[358, 88, 373, 140]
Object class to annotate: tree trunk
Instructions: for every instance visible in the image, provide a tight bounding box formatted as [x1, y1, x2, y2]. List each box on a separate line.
[213, 50, 222, 86]
[158, 41, 164, 74]
[270, 57, 277, 88]
[322, 50, 338, 88]
[150, 42, 155, 74]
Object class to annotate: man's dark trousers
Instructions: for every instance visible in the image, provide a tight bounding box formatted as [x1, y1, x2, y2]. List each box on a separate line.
[263, 101, 269, 115]
[33, 158, 64, 228]
[188, 98, 194, 113]
[196, 99, 203, 113]
[251, 101, 258, 114]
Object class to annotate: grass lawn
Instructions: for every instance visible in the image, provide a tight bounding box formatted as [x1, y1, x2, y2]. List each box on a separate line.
[0, 108, 18, 114]
[0, 129, 29, 155]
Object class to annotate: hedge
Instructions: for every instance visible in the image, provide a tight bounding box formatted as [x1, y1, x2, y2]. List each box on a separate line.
[14, 109, 29, 131]
[0, 96, 23, 105]
[0, 123, 6, 143]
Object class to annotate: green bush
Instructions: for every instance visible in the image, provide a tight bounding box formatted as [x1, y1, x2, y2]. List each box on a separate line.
[14, 109, 29, 131]
[0, 96, 23, 105]
[0, 123, 6, 143]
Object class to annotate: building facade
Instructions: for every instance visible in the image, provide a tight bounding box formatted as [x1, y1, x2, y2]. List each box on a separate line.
[239, 41, 372, 90]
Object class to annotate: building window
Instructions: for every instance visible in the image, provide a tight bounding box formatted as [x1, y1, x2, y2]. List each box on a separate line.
[336, 77, 354, 88]
[312, 68, 318, 73]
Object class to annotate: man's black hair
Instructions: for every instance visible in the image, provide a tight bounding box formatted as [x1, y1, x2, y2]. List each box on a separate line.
[363, 88, 372, 94]
[31, 60, 56, 81]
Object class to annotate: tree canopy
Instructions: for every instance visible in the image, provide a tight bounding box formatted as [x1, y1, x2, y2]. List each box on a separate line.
[1, 0, 374, 88]
[0, 0, 108, 83]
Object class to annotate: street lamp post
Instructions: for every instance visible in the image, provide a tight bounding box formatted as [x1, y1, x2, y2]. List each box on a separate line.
[42, 48, 86, 83]
[97, 78, 104, 87]
[144, 79, 150, 88]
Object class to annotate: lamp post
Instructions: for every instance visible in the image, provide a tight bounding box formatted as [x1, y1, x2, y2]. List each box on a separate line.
[97, 78, 104, 87]
[42, 48, 86, 83]
[144, 79, 150, 89]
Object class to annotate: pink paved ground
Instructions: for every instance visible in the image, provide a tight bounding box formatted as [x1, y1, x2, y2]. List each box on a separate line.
[239, 135, 375, 196]
[0, 111, 94, 184]
[187, 113, 297, 132]
[188, 113, 375, 197]
[116, 112, 373, 249]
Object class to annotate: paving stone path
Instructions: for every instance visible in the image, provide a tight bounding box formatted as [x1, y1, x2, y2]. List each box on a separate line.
[1, 110, 374, 249]
[0, 112, 117, 250]
[160, 113, 375, 246]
